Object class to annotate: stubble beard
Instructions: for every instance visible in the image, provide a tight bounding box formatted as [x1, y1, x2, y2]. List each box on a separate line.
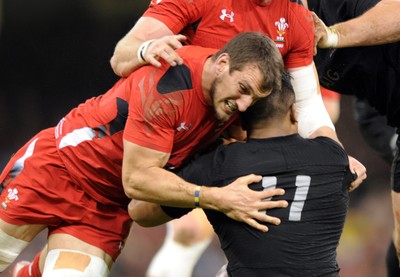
[210, 78, 229, 122]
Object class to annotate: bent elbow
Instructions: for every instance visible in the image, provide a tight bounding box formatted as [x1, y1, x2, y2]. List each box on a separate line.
[109, 56, 122, 77]
[110, 57, 132, 78]
[122, 174, 141, 199]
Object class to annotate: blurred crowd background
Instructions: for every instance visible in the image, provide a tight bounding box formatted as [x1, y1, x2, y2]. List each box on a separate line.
[0, 1, 394, 276]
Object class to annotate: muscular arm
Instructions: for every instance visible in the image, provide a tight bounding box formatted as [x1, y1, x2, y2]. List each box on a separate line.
[110, 17, 185, 77]
[122, 139, 201, 207]
[313, 0, 400, 49]
[335, 0, 400, 47]
[122, 140, 287, 231]
[122, 140, 288, 231]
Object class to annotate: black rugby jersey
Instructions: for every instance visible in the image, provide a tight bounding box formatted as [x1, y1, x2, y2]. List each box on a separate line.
[309, 0, 400, 128]
[163, 134, 351, 276]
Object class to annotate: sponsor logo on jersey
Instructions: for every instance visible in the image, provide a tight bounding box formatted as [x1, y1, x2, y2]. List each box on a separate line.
[1, 187, 19, 210]
[177, 122, 192, 131]
[274, 17, 288, 47]
[220, 9, 235, 23]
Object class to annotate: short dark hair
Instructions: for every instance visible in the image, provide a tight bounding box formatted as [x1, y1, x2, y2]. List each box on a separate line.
[241, 71, 295, 131]
[213, 32, 284, 95]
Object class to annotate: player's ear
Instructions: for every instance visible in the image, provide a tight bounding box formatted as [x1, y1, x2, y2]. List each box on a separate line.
[290, 103, 298, 124]
[215, 53, 230, 75]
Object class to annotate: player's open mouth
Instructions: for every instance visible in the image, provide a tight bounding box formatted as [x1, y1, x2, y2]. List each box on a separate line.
[226, 100, 237, 113]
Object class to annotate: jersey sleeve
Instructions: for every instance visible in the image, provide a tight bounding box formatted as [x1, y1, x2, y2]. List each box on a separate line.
[143, 0, 205, 34]
[314, 136, 349, 164]
[284, 3, 314, 68]
[123, 70, 177, 153]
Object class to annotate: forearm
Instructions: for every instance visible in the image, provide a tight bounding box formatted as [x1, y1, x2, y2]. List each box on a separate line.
[110, 17, 174, 77]
[308, 126, 340, 142]
[128, 199, 173, 227]
[288, 65, 337, 140]
[110, 36, 144, 77]
[333, 0, 400, 47]
[123, 166, 222, 209]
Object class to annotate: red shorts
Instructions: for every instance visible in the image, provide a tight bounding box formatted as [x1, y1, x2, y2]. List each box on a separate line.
[0, 128, 132, 260]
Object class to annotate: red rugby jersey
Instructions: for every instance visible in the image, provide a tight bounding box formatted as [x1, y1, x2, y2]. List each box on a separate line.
[143, 0, 314, 68]
[55, 46, 235, 205]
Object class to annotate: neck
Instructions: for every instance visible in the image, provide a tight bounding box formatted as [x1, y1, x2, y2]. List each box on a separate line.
[249, 128, 297, 139]
[248, 119, 297, 139]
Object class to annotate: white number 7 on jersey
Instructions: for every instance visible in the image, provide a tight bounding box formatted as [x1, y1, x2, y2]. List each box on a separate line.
[261, 175, 311, 221]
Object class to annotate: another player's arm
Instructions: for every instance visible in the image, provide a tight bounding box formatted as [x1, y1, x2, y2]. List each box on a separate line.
[312, 0, 400, 50]
[110, 17, 186, 77]
[128, 199, 173, 227]
[289, 63, 366, 190]
[122, 140, 288, 232]
[288, 63, 337, 140]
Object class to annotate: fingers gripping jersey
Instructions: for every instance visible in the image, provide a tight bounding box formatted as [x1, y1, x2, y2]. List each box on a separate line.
[144, 0, 314, 69]
[55, 46, 235, 206]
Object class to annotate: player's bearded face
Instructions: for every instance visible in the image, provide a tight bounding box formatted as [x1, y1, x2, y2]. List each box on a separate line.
[210, 66, 264, 122]
[210, 77, 238, 122]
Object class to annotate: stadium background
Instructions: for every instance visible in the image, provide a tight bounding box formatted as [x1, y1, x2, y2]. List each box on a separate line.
[0, 1, 393, 276]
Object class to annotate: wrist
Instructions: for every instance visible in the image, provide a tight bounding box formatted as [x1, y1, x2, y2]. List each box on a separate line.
[137, 39, 155, 64]
[325, 26, 339, 48]
[194, 185, 201, 207]
[195, 186, 219, 211]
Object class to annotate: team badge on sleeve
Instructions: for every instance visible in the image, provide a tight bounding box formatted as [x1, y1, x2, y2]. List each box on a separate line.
[1, 188, 19, 210]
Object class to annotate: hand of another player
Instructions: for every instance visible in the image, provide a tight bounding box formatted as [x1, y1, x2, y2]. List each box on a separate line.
[311, 12, 336, 55]
[216, 174, 288, 232]
[144, 34, 187, 68]
[347, 155, 367, 192]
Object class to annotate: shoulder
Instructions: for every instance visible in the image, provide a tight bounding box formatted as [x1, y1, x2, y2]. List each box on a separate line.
[286, 0, 313, 29]
[143, 0, 210, 32]
[146, 0, 209, 15]
[308, 136, 348, 161]
[276, 135, 348, 168]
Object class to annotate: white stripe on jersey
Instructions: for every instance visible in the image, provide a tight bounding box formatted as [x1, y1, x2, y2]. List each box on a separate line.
[58, 127, 96, 149]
